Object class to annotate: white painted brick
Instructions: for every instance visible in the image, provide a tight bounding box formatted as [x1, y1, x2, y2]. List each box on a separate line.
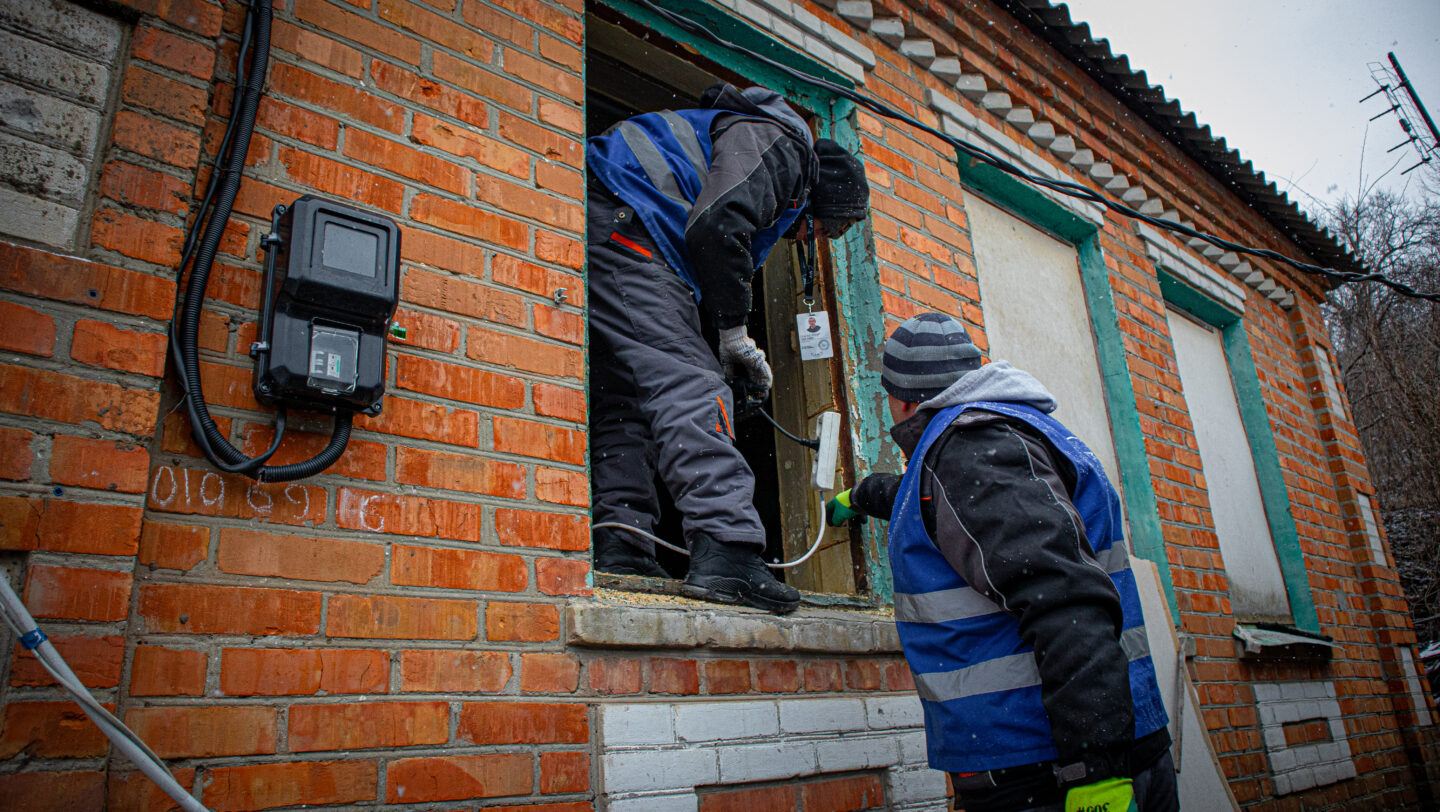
[732, 0, 772, 28]
[1291, 766, 1319, 793]
[0, 186, 79, 247]
[1027, 121, 1056, 145]
[1270, 747, 1296, 772]
[1337, 759, 1357, 780]
[980, 92, 1012, 112]
[866, 694, 923, 729]
[1048, 135, 1076, 159]
[1273, 771, 1293, 796]
[823, 24, 876, 67]
[835, 1, 873, 27]
[1317, 741, 1343, 762]
[1263, 727, 1286, 750]
[896, 730, 929, 764]
[0, 80, 103, 156]
[717, 741, 818, 783]
[802, 35, 840, 67]
[771, 17, 805, 47]
[832, 54, 866, 85]
[869, 18, 904, 47]
[602, 703, 675, 746]
[791, 6, 825, 36]
[930, 56, 962, 83]
[1069, 148, 1095, 168]
[887, 765, 950, 803]
[900, 39, 937, 67]
[608, 792, 699, 812]
[1320, 698, 1342, 718]
[1316, 761, 1340, 787]
[0, 0, 124, 60]
[603, 749, 718, 794]
[0, 30, 111, 107]
[0, 131, 91, 204]
[1290, 743, 1321, 768]
[814, 734, 900, 771]
[955, 74, 988, 101]
[1004, 107, 1035, 128]
[751, 0, 794, 16]
[1328, 719, 1347, 741]
[1324, 681, 1337, 698]
[779, 697, 866, 733]
[675, 701, 778, 743]
[1277, 681, 1308, 700]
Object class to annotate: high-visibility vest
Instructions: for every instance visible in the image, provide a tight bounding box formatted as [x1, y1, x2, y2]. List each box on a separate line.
[587, 108, 805, 301]
[888, 400, 1169, 773]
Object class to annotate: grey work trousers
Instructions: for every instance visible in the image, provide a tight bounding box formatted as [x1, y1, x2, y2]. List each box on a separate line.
[586, 186, 766, 548]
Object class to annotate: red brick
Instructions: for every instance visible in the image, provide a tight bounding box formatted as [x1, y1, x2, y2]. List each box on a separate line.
[403, 267, 528, 324]
[401, 225, 488, 275]
[372, 63, 487, 124]
[468, 326, 581, 378]
[401, 649, 511, 693]
[23, 564, 131, 621]
[534, 382, 585, 422]
[411, 113, 527, 178]
[493, 415, 586, 464]
[502, 46, 581, 102]
[269, 63, 405, 133]
[701, 785, 795, 812]
[217, 528, 384, 584]
[536, 229, 582, 268]
[0, 365, 160, 436]
[0, 242, 174, 319]
[650, 658, 700, 695]
[0, 301, 56, 356]
[756, 660, 800, 693]
[98, 160, 190, 214]
[392, 544, 528, 591]
[130, 646, 206, 696]
[475, 172, 582, 232]
[271, 19, 363, 77]
[0, 701, 108, 758]
[327, 593, 478, 640]
[278, 147, 405, 212]
[126, 706, 277, 758]
[536, 556, 590, 596]
[491, 253, 584, 305]
[802, 661, 842, 693]
[91, 206, 183, 266]
[344, 128, 468, 194]
[256, 97, 339, 149]
[397, 354, 525, 408]
[337, 487, 482, 541]
[394, 446, 526, 498]
[522, 652, 580, 694]
[432, 51, 531, 112]
[137, 521, 209, 570]
[203, 759, 378, 811]
[410, 194, 530, 250]
[0, 771, 105, 811]
[845, 659, 883, 690]
[0, 425, 34, 479]
[495, 508, 587, 551]
[497, 110, 582, 167]
[146, 464, 327, 526]
[10, 635, 123, 688]
[356, 394, 479, 446]
[384, 753, 532, 803]
[220, 648, 389, 696]
[69, 319, 166, 377]
[111, 110, 201, 167]
[705, 660, 752, 694]
[588, 657, 642, 695]
[48, 435, 151, 494]
[1, 496, 143, 555]
[538, 95, 583, 135]
[540, 751, 588, 794]
[106, 767, 195, 812]
[391, 308, 461, 352]
[486, 601, 558, 642]
[122, 64, 207, 124]
[131, 24, 214, 79]
[379, 0, 491, 58]
[138, 583, 321, 635]
[293, 0, 422, 64]
[536, 466, 586, 506]
[288, 701, 449, 752]
[196, 360, 261, 410]
[459, 701, 587, 744]
[801, 774, 885, 811]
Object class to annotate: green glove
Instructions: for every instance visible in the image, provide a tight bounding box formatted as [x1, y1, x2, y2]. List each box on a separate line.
[825, 489, 864, 526]
[1064, 777, 1136, 812]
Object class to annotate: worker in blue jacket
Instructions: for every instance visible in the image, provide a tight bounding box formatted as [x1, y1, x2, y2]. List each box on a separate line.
[828, 313, 1177, 811]
[586, 83, 869, 614]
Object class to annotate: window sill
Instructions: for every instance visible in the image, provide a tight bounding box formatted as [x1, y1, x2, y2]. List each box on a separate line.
[565, 586, 901, 654]
[1233, 624, 1340, 661]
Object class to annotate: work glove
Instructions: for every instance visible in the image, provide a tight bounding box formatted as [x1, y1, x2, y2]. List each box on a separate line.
[1064, 777, 1136, 812]
[718, 326, 773, 399]
[826, 489, 864, 526]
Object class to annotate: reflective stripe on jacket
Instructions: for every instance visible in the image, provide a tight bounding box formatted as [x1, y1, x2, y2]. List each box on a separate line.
[888, 399, 1169, 773]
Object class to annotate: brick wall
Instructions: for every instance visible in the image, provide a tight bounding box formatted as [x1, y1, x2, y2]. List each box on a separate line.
[0, 0, 1436, 809]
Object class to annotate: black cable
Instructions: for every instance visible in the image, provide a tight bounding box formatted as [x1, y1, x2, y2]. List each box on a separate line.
[167, 0, 353, 483]
[632, 0, 1440, 303]
[756, 406, 820, 450]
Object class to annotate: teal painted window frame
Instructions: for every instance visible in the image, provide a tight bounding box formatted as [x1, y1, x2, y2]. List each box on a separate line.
[1157, 271, 1320, 632]
[952, 161, 1179, 621]
[588, 0, 896, 600]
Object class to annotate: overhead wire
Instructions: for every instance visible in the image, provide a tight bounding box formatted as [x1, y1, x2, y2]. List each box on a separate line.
[631, 0, 1440, 303]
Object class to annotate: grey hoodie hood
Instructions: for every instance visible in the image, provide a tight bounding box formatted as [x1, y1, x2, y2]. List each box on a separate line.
[890, 361, 1057, 454]
[700, 83, 814, 148]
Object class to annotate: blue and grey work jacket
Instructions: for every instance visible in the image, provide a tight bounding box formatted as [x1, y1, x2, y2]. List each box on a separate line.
[888, 399, 1170, 774]
[586, 108, 805, 302]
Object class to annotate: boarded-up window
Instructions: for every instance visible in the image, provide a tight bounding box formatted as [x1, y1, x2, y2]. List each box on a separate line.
[1165, 307, 1290, 620]
[0, 0, 124, 247]
[965, 191, 1120, 485]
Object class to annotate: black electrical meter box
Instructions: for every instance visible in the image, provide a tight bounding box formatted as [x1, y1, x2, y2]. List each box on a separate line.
[253, 196, 401, 414]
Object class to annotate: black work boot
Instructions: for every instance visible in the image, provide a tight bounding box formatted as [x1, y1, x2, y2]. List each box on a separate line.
[593, 527, 669, 578]
[681, 532, 800, 614]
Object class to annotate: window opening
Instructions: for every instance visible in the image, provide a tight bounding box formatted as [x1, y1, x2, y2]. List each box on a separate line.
[584, 6, 862, 596]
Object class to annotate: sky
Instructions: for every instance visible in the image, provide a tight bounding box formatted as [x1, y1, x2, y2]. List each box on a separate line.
[1057, 0, 1440, 213]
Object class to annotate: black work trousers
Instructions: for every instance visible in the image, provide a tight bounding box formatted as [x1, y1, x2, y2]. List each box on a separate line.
[586, 185, 766, 549]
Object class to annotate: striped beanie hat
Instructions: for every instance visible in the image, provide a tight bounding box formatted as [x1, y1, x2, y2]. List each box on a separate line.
[881, 313, 982, 403]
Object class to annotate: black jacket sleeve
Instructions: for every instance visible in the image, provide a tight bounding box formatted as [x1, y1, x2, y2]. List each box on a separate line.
[684, 118, 808, 328]
[851, 472, 901, 519]
[919, 416, 1135, 784]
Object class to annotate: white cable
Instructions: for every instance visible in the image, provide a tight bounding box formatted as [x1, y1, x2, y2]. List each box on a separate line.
[0, 570, 210, 812]
[593, 489, 835, 570]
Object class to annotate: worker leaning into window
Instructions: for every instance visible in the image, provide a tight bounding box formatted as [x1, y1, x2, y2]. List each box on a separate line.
[585, 82, 869, 614]
[827, 313, 1178, 811]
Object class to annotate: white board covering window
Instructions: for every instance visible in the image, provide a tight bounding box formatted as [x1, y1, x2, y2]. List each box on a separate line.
[964, 192, 1121, 486]
[1165, 307, 1290, 621]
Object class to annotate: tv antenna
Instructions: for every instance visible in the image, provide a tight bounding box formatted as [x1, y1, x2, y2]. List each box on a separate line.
[1362, 52, 1440, 176]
